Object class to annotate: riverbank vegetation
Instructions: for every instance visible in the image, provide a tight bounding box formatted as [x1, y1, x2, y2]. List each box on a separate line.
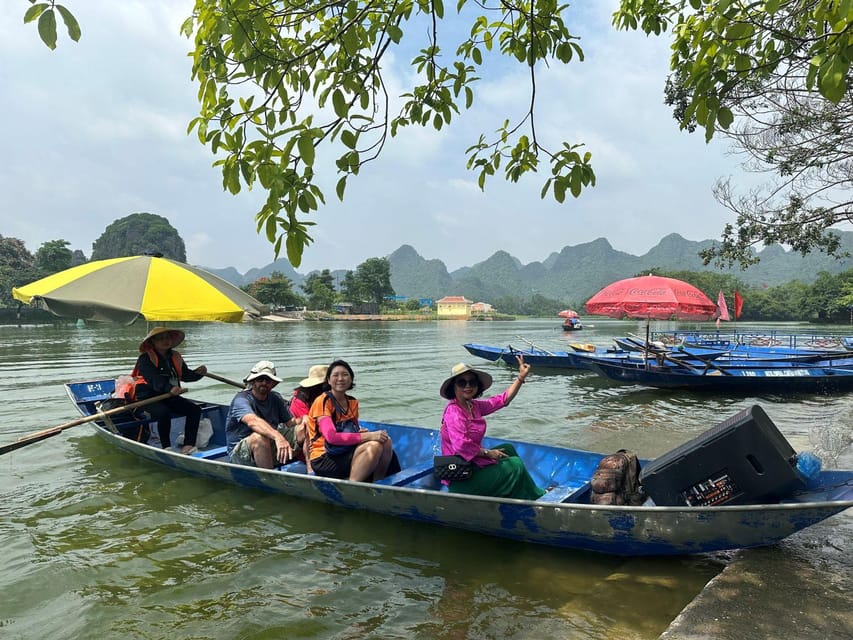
[3, 228, 851, 324]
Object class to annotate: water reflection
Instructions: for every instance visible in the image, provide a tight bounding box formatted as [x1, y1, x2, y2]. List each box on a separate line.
[0, 319, 850, 639]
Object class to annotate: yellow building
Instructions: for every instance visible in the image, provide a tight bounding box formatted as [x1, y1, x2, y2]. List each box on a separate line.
[436, 295, 473, 318]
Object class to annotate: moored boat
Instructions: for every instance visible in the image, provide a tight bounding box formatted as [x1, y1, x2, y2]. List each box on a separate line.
[462, 342, 623, 370]
[462, 342, 732, 371]
[62, 379, 853, 556]
[579, 355, 853, 394]
[613, 335, 853, 367]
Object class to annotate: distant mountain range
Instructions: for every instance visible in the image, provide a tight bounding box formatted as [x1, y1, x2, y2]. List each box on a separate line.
[201, 232, 853, 305]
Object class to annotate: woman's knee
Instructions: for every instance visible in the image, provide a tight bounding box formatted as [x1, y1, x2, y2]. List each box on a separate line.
[357, 441, 383, 456]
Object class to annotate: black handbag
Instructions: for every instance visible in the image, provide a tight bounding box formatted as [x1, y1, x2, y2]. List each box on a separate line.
[433, 455, 474, 481]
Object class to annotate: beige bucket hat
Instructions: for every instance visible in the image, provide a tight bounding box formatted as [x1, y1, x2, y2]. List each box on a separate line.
[439, 362, 493, 399]
[299, 364, 328, 388]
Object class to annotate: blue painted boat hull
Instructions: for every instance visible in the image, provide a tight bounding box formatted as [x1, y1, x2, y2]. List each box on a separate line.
[65, 380, 853, 556]
[463, 342, 630, 370]
[581, 357, 853, 394]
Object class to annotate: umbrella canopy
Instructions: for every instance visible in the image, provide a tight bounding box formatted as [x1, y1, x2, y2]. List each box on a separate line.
[558, 309, 579, 319]
[12, 256, 269, 324]
[585, 275, 716, 321]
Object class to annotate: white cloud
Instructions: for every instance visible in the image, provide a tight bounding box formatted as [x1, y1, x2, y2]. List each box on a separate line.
[2, 0, 758, 274]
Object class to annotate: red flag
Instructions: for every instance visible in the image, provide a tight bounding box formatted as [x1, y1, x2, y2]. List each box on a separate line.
[734, 290, 744, 319]
[716, 290, 730, 321]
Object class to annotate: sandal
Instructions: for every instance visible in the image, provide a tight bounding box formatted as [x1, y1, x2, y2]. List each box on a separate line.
[180, 445, 198, 455]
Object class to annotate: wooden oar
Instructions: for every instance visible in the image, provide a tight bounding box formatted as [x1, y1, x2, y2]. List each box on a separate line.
[204, 371, 245, 388]
[622, 336, 722, 374]
[0, 392, 174, 456]
[514, 335, 556, 356]
[670, 346, 735, 376]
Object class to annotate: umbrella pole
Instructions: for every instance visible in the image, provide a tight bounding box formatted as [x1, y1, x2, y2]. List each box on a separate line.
[645, 319, 650, 369]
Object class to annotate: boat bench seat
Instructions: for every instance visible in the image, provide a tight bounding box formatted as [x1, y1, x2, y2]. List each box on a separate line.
[192, 445, 228, 460]
[537, 481, 590, 504]
[374, 460, 435, 486]
[279, 460, 308, 474]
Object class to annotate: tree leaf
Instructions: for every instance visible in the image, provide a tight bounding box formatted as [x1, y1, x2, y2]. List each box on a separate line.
[297, 135, 315, 166]
[37, 10, 57, 50]
[24, 3, 48, 24]
[285, 232, 304, 268]
[340, 129, 356, 149]
[55, 5, 81, 42]
[332, 89, 347, 118]
[387, 24, 403, 43]
[717, 106, 734, 129]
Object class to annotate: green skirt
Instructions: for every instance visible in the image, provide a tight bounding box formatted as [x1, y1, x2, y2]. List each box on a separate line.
[448, 443, 545, 500]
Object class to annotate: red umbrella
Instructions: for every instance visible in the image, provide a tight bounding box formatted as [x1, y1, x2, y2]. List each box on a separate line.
[585, 275, 716, 321]
[558, 309, 579, 319]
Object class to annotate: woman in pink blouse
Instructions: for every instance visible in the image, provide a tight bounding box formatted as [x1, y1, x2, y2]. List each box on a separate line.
[439, 357, 545, 500]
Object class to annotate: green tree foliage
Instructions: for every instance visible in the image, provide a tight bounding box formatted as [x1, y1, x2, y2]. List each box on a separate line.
[91, 213, 187, 262]
[403, 298, 424, 312]
[349, 258, 394, 306]
[492, 293, 566, 316]
[643, 268, 853, 323]
[23, 1, 81, 50]
[739, 281, 811, 322]
[0, 236, 37, 306]
[614, 1, 853, 268]
[803, 270, 851, 322]
[178, 0, 595, 267]
[839, 275, 853, 315]
[646, 268, 747, 304]
[301, 270, 337, 311]
[34, 239, 72, 275]
[246, 271, 304, 309]
[340, 271, 359, 302]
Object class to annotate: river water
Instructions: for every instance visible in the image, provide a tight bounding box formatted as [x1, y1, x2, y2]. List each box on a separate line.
[1, 319, 850, 639]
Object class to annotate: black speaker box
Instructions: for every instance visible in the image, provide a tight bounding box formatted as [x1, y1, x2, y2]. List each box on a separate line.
[639, 405, 806, 506]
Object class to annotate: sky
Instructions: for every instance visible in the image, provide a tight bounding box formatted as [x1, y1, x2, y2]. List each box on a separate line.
[2, 1, 760, 274]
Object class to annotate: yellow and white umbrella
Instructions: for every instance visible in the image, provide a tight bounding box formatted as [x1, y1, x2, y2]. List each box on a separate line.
[13, 255, 268, 324]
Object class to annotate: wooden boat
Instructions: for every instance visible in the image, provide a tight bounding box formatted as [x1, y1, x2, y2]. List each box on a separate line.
[462, 342, 620, 370]
[579, 355, 853, 394]
[462, 342, 729, 371]
[63, 379, 853, 556]
[613, 336, 853, 367]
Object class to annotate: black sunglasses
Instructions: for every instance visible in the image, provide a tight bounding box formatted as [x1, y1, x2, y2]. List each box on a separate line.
[455, 377, 478, 388]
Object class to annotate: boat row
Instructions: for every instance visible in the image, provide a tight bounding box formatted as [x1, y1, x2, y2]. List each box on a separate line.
[463, 335, 853, 393]
[63, 379, 853, 557]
